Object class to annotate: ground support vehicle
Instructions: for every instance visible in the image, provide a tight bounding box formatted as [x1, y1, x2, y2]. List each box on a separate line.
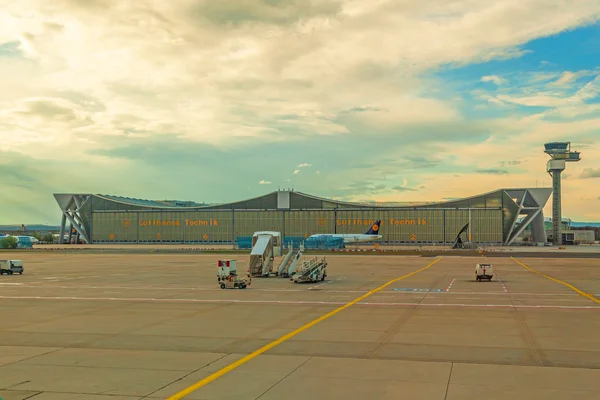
[0, 260, 23, 275]
[217, 259, 251, 289]
[475, 263, 493, 281]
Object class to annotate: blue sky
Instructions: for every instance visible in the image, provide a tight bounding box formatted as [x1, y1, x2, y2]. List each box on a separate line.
[0, 1, 599, 224]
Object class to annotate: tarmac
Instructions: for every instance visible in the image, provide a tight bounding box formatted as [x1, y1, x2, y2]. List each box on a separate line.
[22, 242, 600, 258]
[0, 251, 599, 399]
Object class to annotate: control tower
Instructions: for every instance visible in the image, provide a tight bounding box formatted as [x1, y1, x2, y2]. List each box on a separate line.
[544, 142, 581, 245]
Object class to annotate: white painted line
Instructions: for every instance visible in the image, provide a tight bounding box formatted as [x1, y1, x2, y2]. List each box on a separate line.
[426, 291, 578, 297]
[0, 284, 582, 297]
[0, 295, 597, 310]
[0, 283, 367, 294]
[0, 283, 23, 285]
[308, 281, 334, 290]
[0, 295, 343, 306]
[496, 276, 509, 293]
[359, 302, 600, 310]
[445, 278, 456, 292]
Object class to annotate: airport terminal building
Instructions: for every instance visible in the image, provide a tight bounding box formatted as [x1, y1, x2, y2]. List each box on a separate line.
[54, 188, 552, 246]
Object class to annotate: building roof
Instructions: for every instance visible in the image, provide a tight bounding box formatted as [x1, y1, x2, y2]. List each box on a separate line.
[55, 188, 553, 211]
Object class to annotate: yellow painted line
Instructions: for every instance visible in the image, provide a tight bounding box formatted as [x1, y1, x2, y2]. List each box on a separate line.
[511, 257, 600, 305]
[165, 256, 443, 400]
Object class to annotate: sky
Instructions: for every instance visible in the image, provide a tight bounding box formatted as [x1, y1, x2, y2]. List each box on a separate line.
[1, 0, 600, 224]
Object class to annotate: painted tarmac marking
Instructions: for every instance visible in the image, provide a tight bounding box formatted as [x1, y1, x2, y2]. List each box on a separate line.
[0, 295, 340, 305]
[0, 283, 368, 293]
[0, 283, 580, 296]
[496, 276, 509, 293]
[0, 295, 597, 310]
[308, 281, 334, 290]
[512, 257, 600, 305]
[165, 256, 444, 400]
[392, 288, 444, 293]
[360, 302, 600, 309]
[445, 278, 456, 292]
[431, 291, 576, 296]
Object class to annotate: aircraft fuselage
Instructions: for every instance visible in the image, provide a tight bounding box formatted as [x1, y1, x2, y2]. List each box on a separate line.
[307, 234, 382, 244]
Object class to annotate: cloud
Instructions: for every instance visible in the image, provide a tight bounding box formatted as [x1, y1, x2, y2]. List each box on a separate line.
[2, 0, 599, 153]
[2, 1, 600, 222]
[581, 168, 600, 179]
[549, 70, 598, 87]
[476, 169, 509, 175]
[500, 160, 522, 167]
[481, 70, 600, 117]
[258, 180, 272, 185]
[293, 169, 300, 174]
[481, 75, 505, 86]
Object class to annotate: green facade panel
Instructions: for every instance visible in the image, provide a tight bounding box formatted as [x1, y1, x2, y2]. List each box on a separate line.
[90, 208, 504, 245]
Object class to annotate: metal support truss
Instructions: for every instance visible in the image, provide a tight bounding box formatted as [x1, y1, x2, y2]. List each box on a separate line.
[54, 194, 91, 244]
[503, 188, 552, 245]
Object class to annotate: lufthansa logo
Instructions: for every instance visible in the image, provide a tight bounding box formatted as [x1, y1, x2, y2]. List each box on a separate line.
[372, 224, 379, 231]
[122, 219, 131, 228]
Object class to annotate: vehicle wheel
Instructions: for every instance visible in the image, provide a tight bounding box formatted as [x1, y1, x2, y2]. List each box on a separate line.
[220, 283, 225, 289]
[239, 284, 245, 289]
[9, 271, 13, 275]
[19, 272, 22, 275]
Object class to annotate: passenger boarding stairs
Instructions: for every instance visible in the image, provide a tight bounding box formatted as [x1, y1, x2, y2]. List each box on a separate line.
[291, 256, 327, 283]
[277, 243, 304, 278]
[249, 234, 275, 277]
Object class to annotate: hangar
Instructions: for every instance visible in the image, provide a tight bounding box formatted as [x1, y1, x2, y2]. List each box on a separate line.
[53, 188, 552, 246]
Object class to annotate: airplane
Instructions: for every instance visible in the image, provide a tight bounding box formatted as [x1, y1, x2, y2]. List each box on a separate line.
[307, 220, 382, 244]
[12, 235, 39, 244]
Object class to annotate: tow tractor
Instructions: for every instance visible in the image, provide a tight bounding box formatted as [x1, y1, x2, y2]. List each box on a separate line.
[0, 260, 24, 275]
[475, 263, 493, 281]
[217, 260, 251, 289]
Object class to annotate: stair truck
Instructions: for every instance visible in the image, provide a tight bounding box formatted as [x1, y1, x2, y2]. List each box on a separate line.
[276, 242, 305, 278]
[249, 233, 276, 277]
[291, 256, 327, 283]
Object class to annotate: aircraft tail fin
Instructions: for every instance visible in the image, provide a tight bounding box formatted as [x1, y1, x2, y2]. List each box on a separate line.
[365, 220, 381, 235]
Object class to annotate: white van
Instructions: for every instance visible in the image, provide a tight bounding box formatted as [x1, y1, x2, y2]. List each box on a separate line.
[0, 260, 24, 275]
[475, 263, 493, 281]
